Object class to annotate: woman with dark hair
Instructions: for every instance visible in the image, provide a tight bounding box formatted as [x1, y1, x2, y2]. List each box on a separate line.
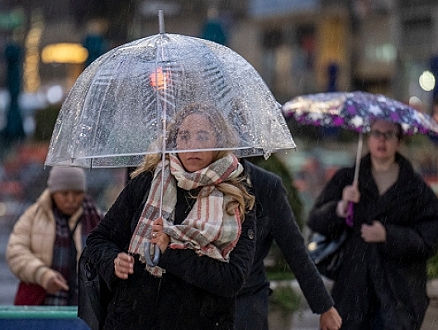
[308, 119, 438, 329]
[85, 102, 256, 330]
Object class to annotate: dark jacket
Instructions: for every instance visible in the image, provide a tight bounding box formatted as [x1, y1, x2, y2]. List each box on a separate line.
[85, 170, 256, 330]
[308, 153, 438, 329]
[238, 160, 334, 313]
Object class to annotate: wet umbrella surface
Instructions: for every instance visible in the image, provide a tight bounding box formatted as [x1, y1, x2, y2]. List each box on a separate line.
[45, 32, 296, 169]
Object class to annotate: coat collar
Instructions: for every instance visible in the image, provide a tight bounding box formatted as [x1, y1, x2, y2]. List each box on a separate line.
[37, 188, 84, 227]
[358, 152, 416, 203]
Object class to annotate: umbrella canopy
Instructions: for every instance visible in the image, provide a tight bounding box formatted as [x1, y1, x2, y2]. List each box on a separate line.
[45, 31, 296, 169]
[283, 91, 438, 137]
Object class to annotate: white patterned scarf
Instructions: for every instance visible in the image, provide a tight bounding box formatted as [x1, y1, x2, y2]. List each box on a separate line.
[128, 153, 243, 276]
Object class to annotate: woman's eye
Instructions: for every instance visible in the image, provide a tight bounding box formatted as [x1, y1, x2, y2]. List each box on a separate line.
[178, 133, 189, 141]
[197, 133, 209, 141]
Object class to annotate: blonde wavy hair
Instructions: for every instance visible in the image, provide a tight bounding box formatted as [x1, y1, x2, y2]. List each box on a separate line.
[131, 103, 255, 220]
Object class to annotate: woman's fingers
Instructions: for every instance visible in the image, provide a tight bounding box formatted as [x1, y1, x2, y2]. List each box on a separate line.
[153, 217, 163, 226]
[114, 252, 134, 279]
[342, 185, 360, 203]
[152, 217, 164, 235]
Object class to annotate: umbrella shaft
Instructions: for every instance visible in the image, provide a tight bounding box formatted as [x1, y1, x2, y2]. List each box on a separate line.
[159, 100, 167, 219]
[353, 132, 363, 183]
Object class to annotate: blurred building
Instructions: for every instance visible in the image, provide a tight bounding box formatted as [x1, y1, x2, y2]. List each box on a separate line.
[1, 0, 438, 113]
[245, 0, 438, 112]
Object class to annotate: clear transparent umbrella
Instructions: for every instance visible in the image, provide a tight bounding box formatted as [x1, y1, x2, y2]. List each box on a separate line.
[45, 12, 296, 266]
[45, 17, 296, 169]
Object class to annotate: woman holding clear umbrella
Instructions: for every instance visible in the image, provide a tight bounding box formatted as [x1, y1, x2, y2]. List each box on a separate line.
[85, 103, 257, 330]
[308, 119, 438, 329]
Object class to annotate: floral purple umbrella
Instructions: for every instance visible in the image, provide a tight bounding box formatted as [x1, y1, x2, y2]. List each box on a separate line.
[283, 91, 438, 136]
[283, 91, 438, 225]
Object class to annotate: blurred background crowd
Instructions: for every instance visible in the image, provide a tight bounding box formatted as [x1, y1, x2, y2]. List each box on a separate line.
[1, 1, 438, 325]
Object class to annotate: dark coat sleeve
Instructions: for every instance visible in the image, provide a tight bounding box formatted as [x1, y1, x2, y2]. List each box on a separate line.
[86, 173, 153, 290]
[246, 161, 334, 314]
[307, 167, 353, 238]
[159, 207, 257, 298]
[381, 172, 438, 262]
[269, 176, 334, 313]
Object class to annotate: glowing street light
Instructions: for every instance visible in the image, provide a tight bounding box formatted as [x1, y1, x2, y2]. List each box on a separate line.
[419, 70, 435, 92]
[41, 43, 88, 64]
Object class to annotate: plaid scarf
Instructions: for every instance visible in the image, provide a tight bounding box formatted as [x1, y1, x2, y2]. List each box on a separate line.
[44, 196, 103, 306]
[44, 209, 73, 306]
[129, 153, 243, 277]
[80, 196, 104, 237]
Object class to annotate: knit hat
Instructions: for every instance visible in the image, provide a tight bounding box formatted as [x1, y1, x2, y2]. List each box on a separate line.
[47, 166, 86, 193]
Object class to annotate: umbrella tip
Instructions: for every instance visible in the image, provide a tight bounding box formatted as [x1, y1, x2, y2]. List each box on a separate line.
[158, 10, 165, 34]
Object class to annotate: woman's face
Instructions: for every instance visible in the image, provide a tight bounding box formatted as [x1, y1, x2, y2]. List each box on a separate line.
[367, 120, 401, 162]
[52, 190, 85, 215]
[176, 113, 217, 172]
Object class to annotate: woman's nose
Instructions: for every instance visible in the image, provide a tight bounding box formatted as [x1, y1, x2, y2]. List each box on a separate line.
[65, 192, 76, 202]
[185, 137, 198, 149]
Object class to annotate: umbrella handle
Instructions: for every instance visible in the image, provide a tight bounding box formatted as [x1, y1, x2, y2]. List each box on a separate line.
[144, 241, 161, 267]
[345, 202, 354, 227]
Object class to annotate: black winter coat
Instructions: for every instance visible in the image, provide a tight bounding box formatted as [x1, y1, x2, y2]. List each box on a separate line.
[86, 170, 256, 330]
[238, 160, 334, 313]
[308, 153, 438, 329]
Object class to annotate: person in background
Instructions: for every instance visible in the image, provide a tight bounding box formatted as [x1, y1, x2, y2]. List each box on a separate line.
[235, 159, 342, 330]
[7, 166, 103, 306]
[308, 119, 438, 329]
[85, 103, 257, 330]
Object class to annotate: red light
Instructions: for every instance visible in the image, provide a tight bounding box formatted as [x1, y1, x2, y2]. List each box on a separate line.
[150, 67, 169, 90]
